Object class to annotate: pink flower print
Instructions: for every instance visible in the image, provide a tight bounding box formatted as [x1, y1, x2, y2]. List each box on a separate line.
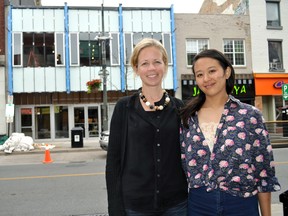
[208, 170, 214, 178]
[226, 115, 235, 121]
[220, 185, 229, 191]
[244, 192, 251, 198]
[253, 139, 260, 147]
[247, 175, 253, 180]
[252, 190, 258, 196]
[197, 149, 207, 157]
[222, 129, 228, 136]
[245, 144, 251, 150]
[181, 154, 185, 159]
[247, 168, 253, 174]
[196, 127, 201, 133]
[186, 131, 190, 137]
[179, 127, 182, 133]
[193, 135, 201, 142]
[239, 163, 249, 169]
[235, 148, 243, 155]
[181, 142, 185, 147]
[260, 170, 267, 177]
[225, 139, 234, 147]
[262, 180, 268, 186]
[218, 123, 223, 129]
[189, 159, 197, 166]
[228, 126, 236, 131]
[195, 173, 202, 179]
[267, 145, 272, 152]
[187, 145, 192, 152]
[230, 103, 237, 108]
[256, 154, 264, 162]
[238, 109, 247, 114]
[255, 128, 262, 134]
[187, 172, 191, 177]
[220, 144, 225, 152]
[262, 130, 269, 136]
[223, 109, 229, 115]
[236, 121, 245, 128]
[217, 176, 225, 182]
[202, 140, 209, 146]
[219, 160, 229, 168]
[228, 169, 232, 174]
[251, 164, 256, 171]
[270, 161, 275, 167]
[203, 164, 208, 171]
[210, 153, 215, 160]
[237, 132, 246, 140]
[250, 117, 257, 124]
[232, 176, 241, 182]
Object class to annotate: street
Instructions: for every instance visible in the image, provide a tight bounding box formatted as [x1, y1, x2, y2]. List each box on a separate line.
[0, 148, 287, 216]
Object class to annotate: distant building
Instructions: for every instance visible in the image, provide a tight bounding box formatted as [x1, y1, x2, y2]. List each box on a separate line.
[4, 2, 177, 141]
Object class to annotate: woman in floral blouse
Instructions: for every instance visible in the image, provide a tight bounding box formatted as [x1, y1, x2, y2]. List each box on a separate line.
[180, 49, 281, 216]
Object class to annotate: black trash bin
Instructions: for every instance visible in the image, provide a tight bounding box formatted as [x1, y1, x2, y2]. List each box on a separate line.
[280, 190, 288, 216]
[71, 127, 83, 148]
[282, 108, 288, 137]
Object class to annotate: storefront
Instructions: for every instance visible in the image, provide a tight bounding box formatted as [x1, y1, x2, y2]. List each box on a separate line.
[181, 75, 255, 105]
[254, 73, 288, 121]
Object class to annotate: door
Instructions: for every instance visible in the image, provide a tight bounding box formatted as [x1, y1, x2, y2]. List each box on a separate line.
[20, 107, 34, 137]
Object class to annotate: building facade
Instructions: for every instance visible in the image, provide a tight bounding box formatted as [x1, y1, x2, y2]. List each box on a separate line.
[174, 1, 254, 106]
[5, 3, 178, 141]
[249, 0, 288, 121]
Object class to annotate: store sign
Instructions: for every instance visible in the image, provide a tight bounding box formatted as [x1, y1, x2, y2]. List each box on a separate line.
[282, 84, 288, 100]
[182, 79, 255, 100]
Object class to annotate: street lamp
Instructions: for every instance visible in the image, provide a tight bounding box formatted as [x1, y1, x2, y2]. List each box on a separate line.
[96, 3, 110, 131]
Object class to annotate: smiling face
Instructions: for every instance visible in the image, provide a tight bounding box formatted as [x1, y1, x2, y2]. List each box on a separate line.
[135, 46, 167, 88]
[194, 57, 231, 98]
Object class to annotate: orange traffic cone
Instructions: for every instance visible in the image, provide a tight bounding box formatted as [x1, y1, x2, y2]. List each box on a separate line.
[43, 146, 53, 164]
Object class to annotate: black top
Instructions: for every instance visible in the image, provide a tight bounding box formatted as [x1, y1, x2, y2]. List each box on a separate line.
[106, 92, 188, 215]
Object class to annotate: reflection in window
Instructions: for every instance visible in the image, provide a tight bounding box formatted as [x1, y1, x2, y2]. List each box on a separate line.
[268, 41, 283, 71]
[186, 39, 209, 66]
[13, 33, 22, 66]
[54, 106, 69, 138]
[223, 39, 245, 66]
[23, 33, 55, 67]
[35, 107, 51, 139]
[266, 1, 281, 27]
[79, 32, 111, 66]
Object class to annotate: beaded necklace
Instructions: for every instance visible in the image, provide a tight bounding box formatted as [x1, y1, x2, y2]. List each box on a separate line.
[139, 89, 170, 111]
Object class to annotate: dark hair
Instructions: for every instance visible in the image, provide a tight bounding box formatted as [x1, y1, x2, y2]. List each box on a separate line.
[180, 49, 235, 128]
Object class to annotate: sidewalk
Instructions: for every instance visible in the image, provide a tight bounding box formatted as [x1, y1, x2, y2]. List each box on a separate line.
[0, 138, 102, 155]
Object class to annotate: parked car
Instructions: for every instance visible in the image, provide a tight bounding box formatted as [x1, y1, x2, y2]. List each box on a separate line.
[99, 130, 109, 151]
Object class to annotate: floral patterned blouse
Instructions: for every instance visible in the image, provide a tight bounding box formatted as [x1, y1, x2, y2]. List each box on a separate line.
[180, 95, 281, 198]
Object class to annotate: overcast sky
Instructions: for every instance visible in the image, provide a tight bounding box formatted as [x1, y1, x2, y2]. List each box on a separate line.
[41, 0, 204, 13]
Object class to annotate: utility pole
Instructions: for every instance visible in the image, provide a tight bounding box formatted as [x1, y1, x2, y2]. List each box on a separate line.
[98, 3, 109, 131]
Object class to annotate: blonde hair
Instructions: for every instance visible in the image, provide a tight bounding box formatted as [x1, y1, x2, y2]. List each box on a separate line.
[130, 38, 168, 73]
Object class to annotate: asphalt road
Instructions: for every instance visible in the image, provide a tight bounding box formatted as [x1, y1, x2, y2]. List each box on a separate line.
[0, 147, 287, 216]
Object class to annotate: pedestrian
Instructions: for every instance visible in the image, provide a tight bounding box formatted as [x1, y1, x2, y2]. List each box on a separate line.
[105, 38, 188, 216]
[180, 49, 281, 216]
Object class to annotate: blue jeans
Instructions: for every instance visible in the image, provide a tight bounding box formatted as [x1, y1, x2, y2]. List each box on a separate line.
[188, 187, 259, 216]
[125, 200, 188, 216]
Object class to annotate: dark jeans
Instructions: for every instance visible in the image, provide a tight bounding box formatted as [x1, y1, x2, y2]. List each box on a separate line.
[125, 200, 187, 216]
[188, 187, 259, 216]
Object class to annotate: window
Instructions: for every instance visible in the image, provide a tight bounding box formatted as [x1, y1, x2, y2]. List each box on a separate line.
[266, 1, 281, 28]
[78, 32, 111, 67]
[13, 33, 22, 66]
[223, 39, 245, 66]
[23, 33, 55, 67]
[268, 40, 283, 71]
[186, 39, 208, 66]
[55, 33, 65, 66]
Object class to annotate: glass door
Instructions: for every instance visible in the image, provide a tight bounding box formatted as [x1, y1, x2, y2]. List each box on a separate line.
[88, 106, 99, 137]
[20, 107, 34, 137]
